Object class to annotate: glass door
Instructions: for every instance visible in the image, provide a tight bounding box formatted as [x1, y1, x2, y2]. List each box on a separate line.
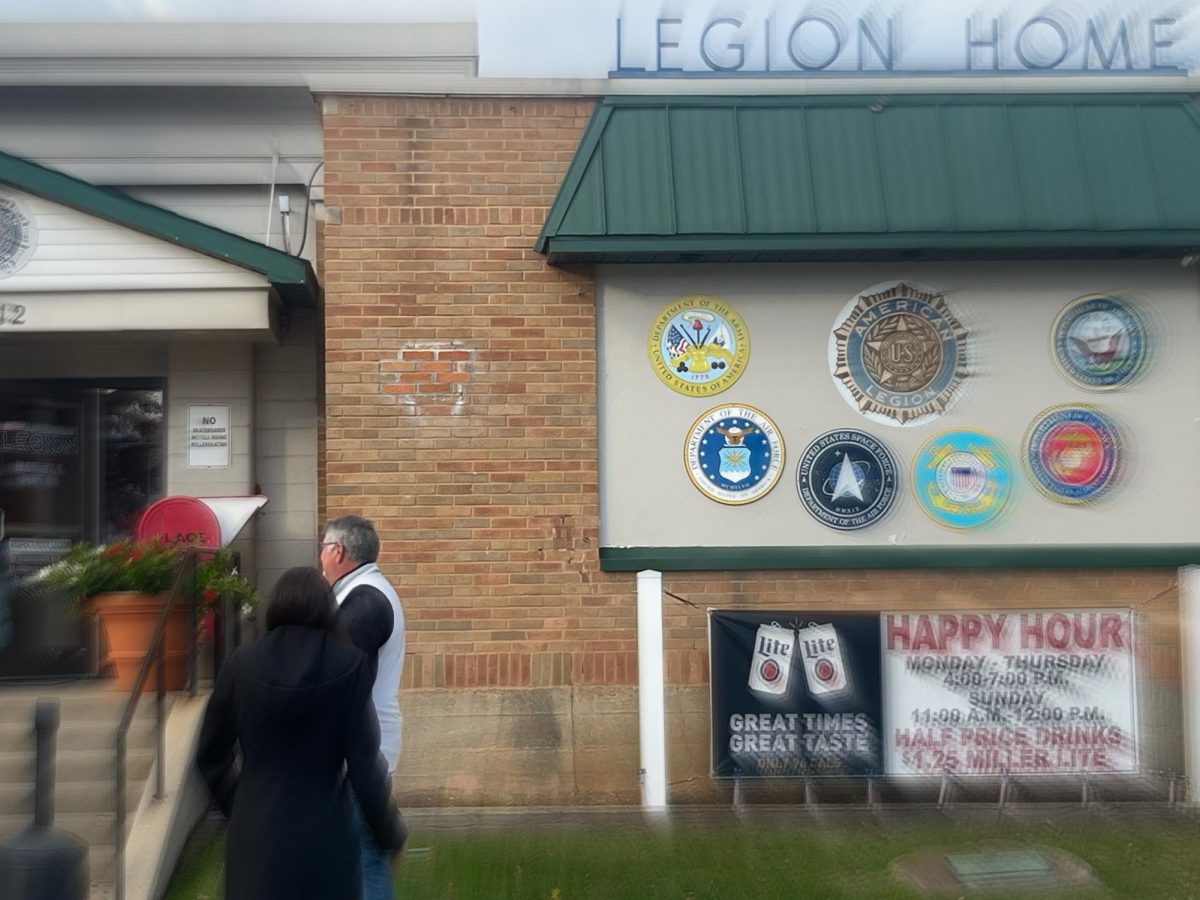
[0, 380, 163, 678]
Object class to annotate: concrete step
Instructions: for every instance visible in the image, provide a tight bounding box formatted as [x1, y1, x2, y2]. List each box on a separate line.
[0, 683, 161, 723]
[0, 715, 159, 754]
[0, 778, 144, 819]
[0, 748, 155, 788]
[0, 681, 184, 895]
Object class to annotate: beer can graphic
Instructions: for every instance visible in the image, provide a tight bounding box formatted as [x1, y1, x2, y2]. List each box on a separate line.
[748, 622, 795, 696]
[797, 623, 850, 697]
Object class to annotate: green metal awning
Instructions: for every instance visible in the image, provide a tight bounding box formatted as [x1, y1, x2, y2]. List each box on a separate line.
[0, 150, 319, 306]
[538, 93, 1200, 264]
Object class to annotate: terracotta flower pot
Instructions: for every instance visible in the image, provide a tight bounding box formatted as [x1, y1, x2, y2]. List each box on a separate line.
[88, 592, 190, 692]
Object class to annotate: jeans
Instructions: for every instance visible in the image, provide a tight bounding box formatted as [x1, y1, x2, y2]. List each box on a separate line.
[351, 793, 393, 900]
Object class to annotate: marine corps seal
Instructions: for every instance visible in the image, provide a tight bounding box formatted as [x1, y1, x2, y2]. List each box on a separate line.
[649, 295, 749, 396]
[796, 429, 898, 531]
[830, 282, 968, 427]
[1024, 405, 1121, 504]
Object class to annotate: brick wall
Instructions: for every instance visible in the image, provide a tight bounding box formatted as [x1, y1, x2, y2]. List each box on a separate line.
[320, 95, 1183, 803]
[320, 96, 638, 695]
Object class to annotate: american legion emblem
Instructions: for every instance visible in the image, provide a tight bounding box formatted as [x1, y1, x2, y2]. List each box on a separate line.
[685, 405, 784, 505]
[648, 295, 749, 396]
[1023, 405, 1121, 504]
[1051, 294, 1147, 390]
[0, 194, 37, 278]
[912, 429, 1012, 529]
[830, 282, 968, 427]
[796, 429, 898, 531]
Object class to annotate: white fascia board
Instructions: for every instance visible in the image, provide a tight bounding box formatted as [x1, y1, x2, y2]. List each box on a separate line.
[0, 23, 476, 86]
[0, 288, 274, 334]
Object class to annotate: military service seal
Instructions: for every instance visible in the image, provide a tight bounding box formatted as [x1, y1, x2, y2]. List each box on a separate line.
[830, 282, 968, 427]
[649, 295, 749, 396]
[912, 430, 1012, 529]
[1051, 295, 1146, 390]
[0, 194, 36, 278]
[796, 429, 898, 531]
[684, 405, 784, 505]
[1024, 405, 1120, 504]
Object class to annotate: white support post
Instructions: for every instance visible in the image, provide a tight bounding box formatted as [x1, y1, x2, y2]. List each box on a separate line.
[1180, 566, 1200, 803]
[637, 569, 667, 809]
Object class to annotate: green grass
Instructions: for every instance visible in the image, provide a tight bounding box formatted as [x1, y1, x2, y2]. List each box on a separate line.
[165, 817, 1200, 899]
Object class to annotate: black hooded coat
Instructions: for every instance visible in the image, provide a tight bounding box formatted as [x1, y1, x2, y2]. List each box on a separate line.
[196, 625, 406, 900]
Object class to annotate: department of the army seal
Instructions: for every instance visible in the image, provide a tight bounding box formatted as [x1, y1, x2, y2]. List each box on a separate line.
[684, 405, 784, 505]
[0, 194, 36, 278]
[1051, 294, 1146, 390]
[1023, 405, 1121, 504]
[830, 281, 968, 427]
[649, 295, 749, 396]
[912, 429, 1012, 529]
[796, 429, 898, 531]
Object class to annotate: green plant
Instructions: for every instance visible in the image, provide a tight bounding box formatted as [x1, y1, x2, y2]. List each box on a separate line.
[194, 549, 260, 619]
[37, 540, 259, 644]
[41, 539, 182, 599]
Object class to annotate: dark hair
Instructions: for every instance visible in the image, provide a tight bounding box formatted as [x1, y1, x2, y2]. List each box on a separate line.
[264, 567, 337, 632]
[322, 515, 380, 564]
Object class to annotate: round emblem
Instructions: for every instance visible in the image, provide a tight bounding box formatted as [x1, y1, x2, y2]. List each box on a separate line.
[796, 429, 898, 531]
[684, 404, 784, 505]
[1051, 295, 1146, 390]
[0, 195, 36, 278]
[649, 295, 749, 396]
[830, 281, 968, 427]
[1023, 405, 1121, 504]
[813, 658, 836, 683]
[912, 430, 1012, 529]
[759, 659, 782, 685]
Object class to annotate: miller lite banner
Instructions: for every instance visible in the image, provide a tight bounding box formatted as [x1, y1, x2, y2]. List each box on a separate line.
[709, 608, 1139, 779]
[709, 611, 882, 777]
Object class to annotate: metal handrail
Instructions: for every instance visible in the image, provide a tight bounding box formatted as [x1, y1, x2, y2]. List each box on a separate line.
[112, 547, 206, 900]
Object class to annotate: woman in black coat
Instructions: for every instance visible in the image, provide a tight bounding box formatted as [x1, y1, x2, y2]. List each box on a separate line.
[196, 566, 406, 900]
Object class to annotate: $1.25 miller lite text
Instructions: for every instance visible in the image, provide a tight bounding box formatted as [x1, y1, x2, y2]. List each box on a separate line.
[748, 622, 795, 696]
[797, 623, 850, 697]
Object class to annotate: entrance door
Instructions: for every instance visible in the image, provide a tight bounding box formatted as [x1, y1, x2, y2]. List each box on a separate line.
[0, 380, 163, 677]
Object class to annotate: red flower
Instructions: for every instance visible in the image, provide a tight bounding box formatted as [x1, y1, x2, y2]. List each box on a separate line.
[198, 610, 216, 645]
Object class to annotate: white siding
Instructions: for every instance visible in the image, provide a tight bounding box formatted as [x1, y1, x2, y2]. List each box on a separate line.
[0, 188, 269, 295]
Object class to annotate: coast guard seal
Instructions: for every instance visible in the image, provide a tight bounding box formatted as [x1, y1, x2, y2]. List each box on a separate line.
[796, 429, 898, 531]
[0, 194, 36, 278]
[1024, 405, 1120, 504]
[1051, 295, 1146, 390]
[649, 295, 749, 396]
[912, 430, 1012, 529]
[685, 405, 784, 505]
[830, 282, 968, 427]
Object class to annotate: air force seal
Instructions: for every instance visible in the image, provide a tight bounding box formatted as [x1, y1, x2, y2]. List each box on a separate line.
[1052, 295, 1146, 390]
[685, 405, 784, 505]
[797, 429, 898, 531]
[649, 295, 749, 396]
[830, 282, 968, 427]
[1024, 405, 1121, 504]
[913, 430, 1012, 529]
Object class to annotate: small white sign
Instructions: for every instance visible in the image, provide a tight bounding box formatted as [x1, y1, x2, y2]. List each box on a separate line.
[187, 405, 231, 468]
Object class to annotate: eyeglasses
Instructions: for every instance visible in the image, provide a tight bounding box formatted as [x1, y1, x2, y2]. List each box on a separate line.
[320, 541, 341, 551]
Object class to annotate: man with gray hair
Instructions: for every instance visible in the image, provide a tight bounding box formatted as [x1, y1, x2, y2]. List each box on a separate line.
[320, 515, 405, 899]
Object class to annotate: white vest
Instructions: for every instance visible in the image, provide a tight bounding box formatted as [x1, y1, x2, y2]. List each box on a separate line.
[334, 563, 405, 773]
